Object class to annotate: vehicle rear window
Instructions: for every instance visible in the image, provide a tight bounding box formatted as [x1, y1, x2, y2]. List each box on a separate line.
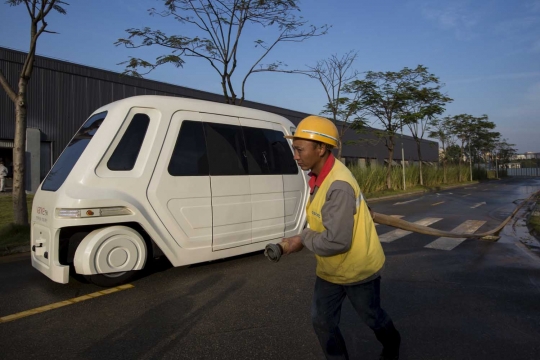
[41, 112, 107, 192]
[107, 114, 150, 171]
[243, 127, 298, 175]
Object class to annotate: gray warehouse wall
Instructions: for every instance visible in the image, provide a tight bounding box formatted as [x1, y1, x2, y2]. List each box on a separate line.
[0, 46, 438, 176]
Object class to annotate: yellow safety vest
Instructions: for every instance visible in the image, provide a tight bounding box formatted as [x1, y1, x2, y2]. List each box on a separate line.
[307, 160, 385, 284]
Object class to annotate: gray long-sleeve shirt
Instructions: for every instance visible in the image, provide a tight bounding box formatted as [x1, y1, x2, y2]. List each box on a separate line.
[300, 180, 356, 256]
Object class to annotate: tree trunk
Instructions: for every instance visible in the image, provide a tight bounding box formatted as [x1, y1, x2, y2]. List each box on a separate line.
[336, 119, 343, 160]
[13, 88, 28, 225]
[443, 159, 447, 184]
[458, 146, 464, 182]
[415, 139, 423, 186]
[386, 136, 395, 190]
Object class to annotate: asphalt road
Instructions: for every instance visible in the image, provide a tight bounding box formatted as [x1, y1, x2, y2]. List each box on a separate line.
[1, 177, 540, 360]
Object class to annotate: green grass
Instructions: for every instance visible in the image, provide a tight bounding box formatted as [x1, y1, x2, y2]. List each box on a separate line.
[349, 164, 483, 194]
[0, 195, 33, 248]
[530, 216, 540, 235]
[529, 196, 540, 236]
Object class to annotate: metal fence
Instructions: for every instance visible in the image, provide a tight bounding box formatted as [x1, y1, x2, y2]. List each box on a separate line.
[507, 168, 540, 176]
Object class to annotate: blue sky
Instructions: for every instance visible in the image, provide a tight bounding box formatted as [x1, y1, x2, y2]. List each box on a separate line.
[1, 0, 539, 152]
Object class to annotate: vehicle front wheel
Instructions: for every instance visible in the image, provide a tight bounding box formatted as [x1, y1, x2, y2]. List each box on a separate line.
[84, 270, 138, 287]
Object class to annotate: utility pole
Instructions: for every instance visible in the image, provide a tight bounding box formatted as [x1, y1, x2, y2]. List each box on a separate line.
[401, 120, 406, 190]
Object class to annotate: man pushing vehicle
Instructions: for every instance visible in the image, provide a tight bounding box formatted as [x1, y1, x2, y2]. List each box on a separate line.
[275, 115, 401, 360]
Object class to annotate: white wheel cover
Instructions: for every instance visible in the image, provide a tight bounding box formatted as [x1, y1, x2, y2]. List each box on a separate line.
[74, 226, 147, 275]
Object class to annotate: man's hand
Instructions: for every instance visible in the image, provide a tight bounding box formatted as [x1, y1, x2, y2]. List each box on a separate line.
[281, 236, 304, 255]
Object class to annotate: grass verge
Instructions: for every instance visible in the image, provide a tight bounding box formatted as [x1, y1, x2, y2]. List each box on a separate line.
[528, 198, 540, 237]
[0, 195, 33, 248]
[365, 181, 478, 199]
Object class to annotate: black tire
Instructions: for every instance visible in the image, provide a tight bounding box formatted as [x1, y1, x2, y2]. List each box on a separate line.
[84, 270, 137, 287]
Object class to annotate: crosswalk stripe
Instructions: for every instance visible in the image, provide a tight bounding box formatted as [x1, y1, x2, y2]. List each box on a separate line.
[375, 215, 403, 226]
[424, 220, 486, 251]
[378, 217, 442, 243]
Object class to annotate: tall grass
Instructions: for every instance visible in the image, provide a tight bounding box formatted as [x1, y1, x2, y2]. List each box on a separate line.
[349, 164, 484, 194]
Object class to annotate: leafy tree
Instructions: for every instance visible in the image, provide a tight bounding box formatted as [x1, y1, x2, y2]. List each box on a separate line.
[346, 65, 438, 189]
[447, 114, 495, 181]
[0, 0, 67, 225]
[428, 116, 456, 183]
[445, 144, 461, 164]
[399, 73, 452, 185]
[116, 0, 329, 105]
[472, 130, 500, 170]
[494, 139, 516, 169]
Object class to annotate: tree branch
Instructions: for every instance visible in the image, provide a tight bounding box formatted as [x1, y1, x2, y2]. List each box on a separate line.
[0, 69, 17, 103]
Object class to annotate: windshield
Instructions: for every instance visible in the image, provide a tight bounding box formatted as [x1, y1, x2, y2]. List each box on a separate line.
[41, 111, 107, 192]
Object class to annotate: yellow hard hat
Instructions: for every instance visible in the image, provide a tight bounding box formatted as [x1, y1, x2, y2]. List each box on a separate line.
[285, 115, 339, 148]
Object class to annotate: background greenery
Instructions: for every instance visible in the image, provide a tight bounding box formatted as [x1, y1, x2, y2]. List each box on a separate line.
[0, 195, 33, 248]
[350, 164, 495, 196]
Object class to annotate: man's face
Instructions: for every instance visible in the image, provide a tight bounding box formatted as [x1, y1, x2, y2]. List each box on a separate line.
[292, 139, 326, 171]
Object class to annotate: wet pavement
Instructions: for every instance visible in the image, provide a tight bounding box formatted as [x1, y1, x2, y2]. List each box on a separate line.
[0, 177, 539, 359]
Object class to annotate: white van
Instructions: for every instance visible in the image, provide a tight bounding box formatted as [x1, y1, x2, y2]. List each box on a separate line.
[31, 96, 308, 286]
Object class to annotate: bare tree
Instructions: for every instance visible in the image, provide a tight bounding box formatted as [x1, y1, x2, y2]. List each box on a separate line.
[283, 51, 367, 158]
[0, 0, 67, 225]
[116, 0, 329, 105]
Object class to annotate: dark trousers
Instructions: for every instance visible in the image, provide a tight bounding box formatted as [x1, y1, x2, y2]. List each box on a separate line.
[311, 276, 400, 360]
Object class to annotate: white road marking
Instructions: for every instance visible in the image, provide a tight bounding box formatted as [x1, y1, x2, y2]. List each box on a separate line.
[471, 202, 486, 208]
[425, 220, 486, 251]
[463, 194, 471, 197]
[379, 218, 442, 243]
[375, 215, 403, 226]
[432, 201, 445, 206]
[393, 198, 421, 205]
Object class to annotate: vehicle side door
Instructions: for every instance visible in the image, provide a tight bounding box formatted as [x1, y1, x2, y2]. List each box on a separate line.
[201, 114, 252, 251]
[240, 119, 286, 243]
[147, 111, 213, 249]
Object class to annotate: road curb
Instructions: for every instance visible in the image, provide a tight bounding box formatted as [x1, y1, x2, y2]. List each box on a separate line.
[366, 181, 480, 203]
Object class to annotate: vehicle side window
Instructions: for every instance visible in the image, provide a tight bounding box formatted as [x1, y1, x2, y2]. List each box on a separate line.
[204, 122, 247, 176]
[107, 114, 150, 171]
[168, 121, 209, 176]
[243, 127, 298, 175]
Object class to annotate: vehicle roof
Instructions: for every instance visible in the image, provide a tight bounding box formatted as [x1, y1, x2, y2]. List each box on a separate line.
[94, 95, 295, 127]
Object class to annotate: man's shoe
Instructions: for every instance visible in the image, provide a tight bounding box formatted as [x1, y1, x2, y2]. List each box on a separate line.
[375, 322, 400, 360]
[379, 350, 399, 360]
